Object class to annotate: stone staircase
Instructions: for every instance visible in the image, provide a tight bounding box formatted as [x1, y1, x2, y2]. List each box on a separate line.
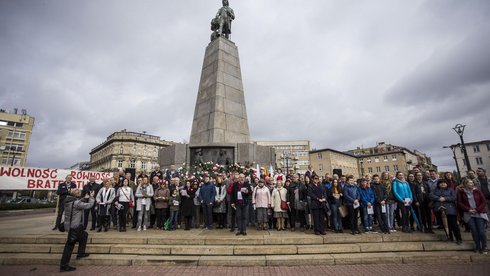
[0, 230, 488, 266]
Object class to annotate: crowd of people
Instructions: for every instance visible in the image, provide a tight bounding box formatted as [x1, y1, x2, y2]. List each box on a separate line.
[54, 165, 489, 254]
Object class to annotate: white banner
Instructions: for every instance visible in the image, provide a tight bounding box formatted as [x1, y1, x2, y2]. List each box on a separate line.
[0, 166, 113, 190]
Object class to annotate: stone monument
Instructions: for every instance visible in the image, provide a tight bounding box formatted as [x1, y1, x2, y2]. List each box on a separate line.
[160, 1, 274, 170]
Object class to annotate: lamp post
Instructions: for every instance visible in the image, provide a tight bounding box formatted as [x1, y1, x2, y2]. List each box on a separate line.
[283, 151, 291, 175]
[443, 144, 461, 180]
[452, 124, 471, 172]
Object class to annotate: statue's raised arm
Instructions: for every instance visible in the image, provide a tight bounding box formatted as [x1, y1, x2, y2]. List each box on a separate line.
[211, 0, 235, 41]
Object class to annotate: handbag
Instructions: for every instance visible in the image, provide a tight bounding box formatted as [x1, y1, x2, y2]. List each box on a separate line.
[278, 189, 288, 211]
[338, 205, 349, 218]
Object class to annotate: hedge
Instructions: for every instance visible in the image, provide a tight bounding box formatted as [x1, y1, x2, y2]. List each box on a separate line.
[0, 203, 57, 211]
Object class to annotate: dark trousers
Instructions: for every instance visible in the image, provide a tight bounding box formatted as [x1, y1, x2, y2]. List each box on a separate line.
[289, 208, 297, 229]
[468, 217, 488, 250]
[60, 229, 88, 268]
[347, 205, 360, 233]
[236, 204, 249, 233]
[55, 198, 65, 228]
[132, 203, 138, 228]
[444, 214, 462, 241]
[215, 212, 225, 227]
[419, 202, 433, 231]
[374, 204, 388, 232]
[228, 202, 236, 229]
[202, 204, 214, 228]
[155, 208, 168, 229]
[83, 207, 97, 230]
[110, 205, 117, 228]
[399, 203, 411, 231]
[184, 216, 193, 230]
[193, 205, 202, 228]
[118, 202, 129, 229]
[311, 208, 325, 233]
[98, 215, 110, 230]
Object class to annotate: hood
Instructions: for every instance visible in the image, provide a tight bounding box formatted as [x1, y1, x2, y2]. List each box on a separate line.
[64, 195, 77, 204]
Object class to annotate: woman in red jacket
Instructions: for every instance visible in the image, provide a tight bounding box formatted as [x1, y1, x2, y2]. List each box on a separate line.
[457, 178, 488, 255]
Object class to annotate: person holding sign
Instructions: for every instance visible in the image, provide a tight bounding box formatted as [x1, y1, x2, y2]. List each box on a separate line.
[230, 173, 252, 235]
[343, 175, 361, 235]
[392, 172, 414, 233]
[360, 179, 376, 233]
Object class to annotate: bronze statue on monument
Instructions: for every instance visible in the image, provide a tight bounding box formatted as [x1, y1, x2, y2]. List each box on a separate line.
[211, 0, 235, 41]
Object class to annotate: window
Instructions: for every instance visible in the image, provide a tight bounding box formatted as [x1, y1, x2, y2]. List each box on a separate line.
[117, 160, 123, 168]
[368, 167, 373, 173]
[319, 164, 323, 172]
[141, 162, 146, 170]
[476, 157, 483, 165]
[463, 159, 467, 166]
[384, 166, 390, 172]
[487, 144, 490, 151]
[383, 155, 388, 161]
[130, 160, 136, 169]
[376, 167, 381, 173]
[374, 158, 379, 163]
[367, 159, 372, 163]
[6, 144, 23, 151]
[0, 158, 7, 165]
[317, 153, 322, 160]
[473, 145, 480, 153]
[119, 147, 124, 154]
[7, 122, 23, 127]
[392, 154, 397, 161]
[393, 165, 399, 171]
[7, 131, 26, 139]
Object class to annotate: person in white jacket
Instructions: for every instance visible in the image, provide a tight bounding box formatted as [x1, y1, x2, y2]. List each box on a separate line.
[96, 179, 115, 232]
[252, 179, 271, 230]
[135, 176, 154, 231]
[213, 176, 227, 229]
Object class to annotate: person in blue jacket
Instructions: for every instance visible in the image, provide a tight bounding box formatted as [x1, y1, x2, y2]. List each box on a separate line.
[392, 171, 413, 233]
[359, 179, 376, 232]
[343, 175, 361, 235]
[198, 174, 217, 230]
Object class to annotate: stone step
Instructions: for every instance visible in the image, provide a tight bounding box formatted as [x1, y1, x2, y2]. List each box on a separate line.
[1, 231, 474, 246]
[0, 241, 475, 255]
[0, 252, 487, 266]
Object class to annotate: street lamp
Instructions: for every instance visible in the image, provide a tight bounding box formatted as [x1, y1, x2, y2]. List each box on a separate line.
[443, 144, 461, 180]
[452, 124, 472, 172]
[283, 151, 292, 175]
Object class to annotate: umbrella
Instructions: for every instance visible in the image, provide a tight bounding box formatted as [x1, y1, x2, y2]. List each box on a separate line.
[439, 204, 450, 240]
[409, 205, 421, 230]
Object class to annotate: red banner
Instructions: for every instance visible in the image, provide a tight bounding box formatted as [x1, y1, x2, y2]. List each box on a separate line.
[0, 166, 113, 190]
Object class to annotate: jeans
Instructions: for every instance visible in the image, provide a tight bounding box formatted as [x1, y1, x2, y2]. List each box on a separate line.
[202, 203, 214, 229]
[329, 203, 341, 230]
[137, 207, 149, 228]
[387, 203, 396, 229]
[169, 210, 179, 230]
[236, 203, 249, 233]
[467, 216, 488, 250]
[361, 206, 373, 230]
[60, 228, 88, 268]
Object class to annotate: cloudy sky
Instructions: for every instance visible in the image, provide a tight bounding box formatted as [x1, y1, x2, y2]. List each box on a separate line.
[1, 0, 489, 171]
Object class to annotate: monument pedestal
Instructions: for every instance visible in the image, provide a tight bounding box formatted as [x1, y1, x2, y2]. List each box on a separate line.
[160, 37, 274, 170]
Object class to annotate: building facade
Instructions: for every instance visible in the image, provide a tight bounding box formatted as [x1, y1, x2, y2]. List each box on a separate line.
[309, 148, 360, 178]
[348, 142, 435, 176]
[89, 130, 173, 172]
[451, 140, 490, 177]
[0, 108, 35, 166]
[255, 140, 310, 174]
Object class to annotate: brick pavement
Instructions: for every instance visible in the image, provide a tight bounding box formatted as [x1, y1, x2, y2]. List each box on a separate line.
[0, 263, 489, 276]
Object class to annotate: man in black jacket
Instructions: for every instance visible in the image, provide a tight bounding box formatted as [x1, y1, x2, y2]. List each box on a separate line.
[413, 172, 433, 233]
[53, 175, 77, 231]
[81, 176, 101, 230]
[371, 175, 389, 233]
[230, 173, 252, 235]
